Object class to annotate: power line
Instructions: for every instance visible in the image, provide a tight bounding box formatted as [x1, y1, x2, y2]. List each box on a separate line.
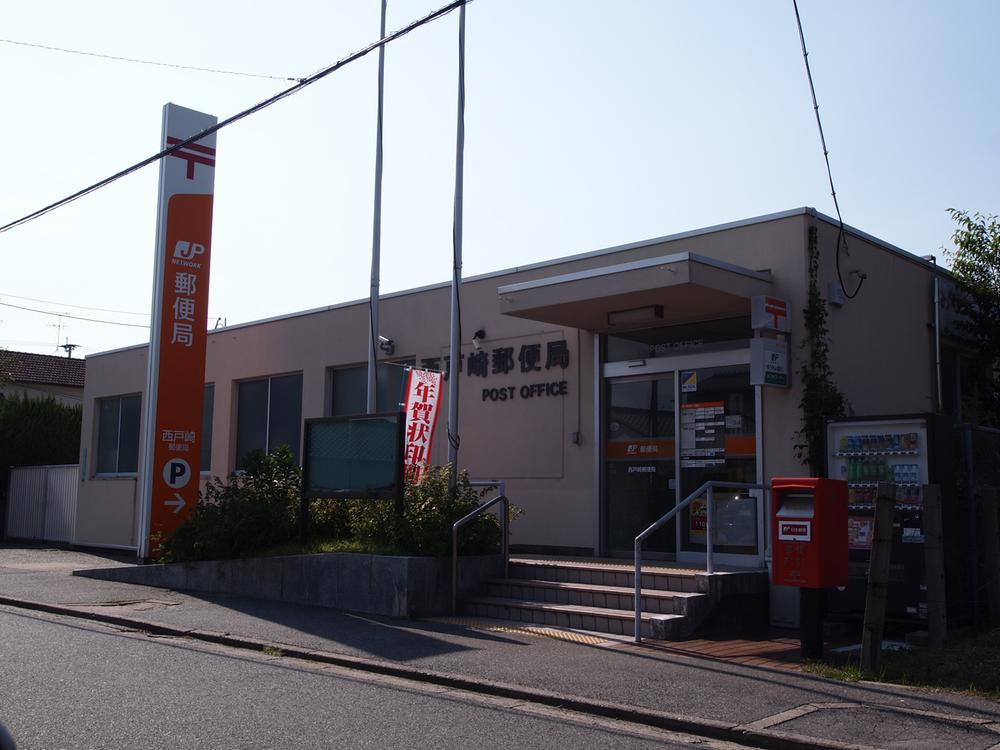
[792, 0, 864, 299]
[0, 0, 469, 236]
[0, 301, 149, 329]
[0, 37, 303, 82]
[0, 339, 57, 347]
[0, 291, 148, 316]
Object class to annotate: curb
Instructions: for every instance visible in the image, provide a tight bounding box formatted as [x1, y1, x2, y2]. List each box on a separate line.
[0, 595, 874, 750]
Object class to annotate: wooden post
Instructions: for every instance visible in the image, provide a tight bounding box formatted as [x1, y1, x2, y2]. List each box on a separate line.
[922, 485, 946, 649]
[980, 486, 1000, 627]
[861, 482, 895, 675]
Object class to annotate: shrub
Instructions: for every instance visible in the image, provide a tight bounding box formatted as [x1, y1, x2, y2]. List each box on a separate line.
[160, 446, 301, 562]
[161, 458, 515, 562]
[347, 465, 507, 557]
[306, 497, 353, 540]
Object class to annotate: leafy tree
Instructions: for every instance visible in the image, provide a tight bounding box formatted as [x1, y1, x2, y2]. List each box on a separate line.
[945, 209, 1000, 425]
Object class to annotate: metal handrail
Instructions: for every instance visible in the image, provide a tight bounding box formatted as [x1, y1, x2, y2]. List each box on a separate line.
[452, 481, 509, 615]
[633, 480, 769, 643]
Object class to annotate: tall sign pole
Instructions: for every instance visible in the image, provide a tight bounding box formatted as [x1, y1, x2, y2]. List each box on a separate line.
[137, 103, 218, 560]
[446, 1, 466, 484]
[367, 0, 388, 414]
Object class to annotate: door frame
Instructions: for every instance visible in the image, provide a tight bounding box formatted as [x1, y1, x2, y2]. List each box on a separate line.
[600, 346, 765, 569]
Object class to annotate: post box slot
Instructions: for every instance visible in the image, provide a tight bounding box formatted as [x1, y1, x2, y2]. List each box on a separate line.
[776, 491, 815, 518]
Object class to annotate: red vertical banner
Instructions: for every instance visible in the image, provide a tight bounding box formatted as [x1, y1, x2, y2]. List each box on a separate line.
[138, 104, 217, 559]
[403, 368, 442, 484]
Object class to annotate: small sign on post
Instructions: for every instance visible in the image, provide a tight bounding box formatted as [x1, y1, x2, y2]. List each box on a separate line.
[750, 337, 790, 388]
[751, 295, 791, 333]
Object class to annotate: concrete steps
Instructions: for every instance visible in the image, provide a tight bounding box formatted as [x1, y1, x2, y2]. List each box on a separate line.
[460, 557, 732, 640]
[462, 595, 686, 639]
[507, 558, 709, 593]
[481, 578, 704, 616]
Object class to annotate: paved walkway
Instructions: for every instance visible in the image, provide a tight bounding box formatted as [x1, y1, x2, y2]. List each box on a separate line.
[2, 543, 998, 750]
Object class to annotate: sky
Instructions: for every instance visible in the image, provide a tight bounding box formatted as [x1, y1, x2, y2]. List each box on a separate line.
[1, 0, 998, 358]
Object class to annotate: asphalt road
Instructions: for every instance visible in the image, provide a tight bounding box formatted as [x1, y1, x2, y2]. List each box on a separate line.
[0, 606, 748, 750]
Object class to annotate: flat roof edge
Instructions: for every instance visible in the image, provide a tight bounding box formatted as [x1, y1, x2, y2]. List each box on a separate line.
[85, 206, 949, 360]
[498, 252, 772, 294]
[808, 208, 954, 276]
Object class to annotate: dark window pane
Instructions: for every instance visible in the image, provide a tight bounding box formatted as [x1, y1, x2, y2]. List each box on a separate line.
[605, 375, 675, 555]
[117, 395, 141, 473]
[606, 317, 752, 361]
[96, 398, 121, 474]
[201, 384, 214, 472]
[236, 379, 268, 469]
[331, 367, 366, 417]
[268, 373, 302, 461]
[376, 361, 413, 412]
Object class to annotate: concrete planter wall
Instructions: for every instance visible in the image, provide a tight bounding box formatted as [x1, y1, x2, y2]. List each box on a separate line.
[75, 552, 504, 618]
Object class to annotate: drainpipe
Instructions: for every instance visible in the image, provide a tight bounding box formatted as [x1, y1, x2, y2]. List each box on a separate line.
[933, 274, 942, 412]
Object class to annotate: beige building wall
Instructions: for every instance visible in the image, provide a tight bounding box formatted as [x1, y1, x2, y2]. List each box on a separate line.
[815, 220, 937, 416]
[74, 208, 947, 554]
[75, 346, 147, 548]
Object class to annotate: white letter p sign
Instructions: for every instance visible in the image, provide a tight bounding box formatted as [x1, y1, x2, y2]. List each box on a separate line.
[163, 458, 191, 489]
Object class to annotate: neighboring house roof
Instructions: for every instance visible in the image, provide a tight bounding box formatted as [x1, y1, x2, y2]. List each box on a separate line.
[0, 350, 86, 388]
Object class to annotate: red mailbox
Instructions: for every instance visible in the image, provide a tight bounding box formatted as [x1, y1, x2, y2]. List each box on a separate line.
[771, 477, 848, 588]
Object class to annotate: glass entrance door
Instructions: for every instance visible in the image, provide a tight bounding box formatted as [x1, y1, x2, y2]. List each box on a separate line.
[603, 352, 762, 565]
[605, 374, 676, 556]
[677, 364, 759, 558]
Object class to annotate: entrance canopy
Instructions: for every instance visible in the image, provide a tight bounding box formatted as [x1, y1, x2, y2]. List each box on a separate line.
[497, 252, 772, 331]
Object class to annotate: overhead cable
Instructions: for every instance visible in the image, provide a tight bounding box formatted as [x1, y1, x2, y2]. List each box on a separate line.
[792, 0, 864, 298]
[0, 37, 303, 81]
[0, 300, 149, 328]
[0, 0, 469, 236]
[0, 291, 148, 316]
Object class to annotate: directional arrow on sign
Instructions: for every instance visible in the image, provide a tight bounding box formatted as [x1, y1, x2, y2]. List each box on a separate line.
[165, 493, 186, 514]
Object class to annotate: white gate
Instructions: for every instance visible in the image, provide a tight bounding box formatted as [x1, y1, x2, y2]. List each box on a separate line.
[5, 465, 79, 543]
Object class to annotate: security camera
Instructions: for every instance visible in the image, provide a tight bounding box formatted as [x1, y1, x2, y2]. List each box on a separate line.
[471, 329, 486, 350]
[378, 335, 395, 355]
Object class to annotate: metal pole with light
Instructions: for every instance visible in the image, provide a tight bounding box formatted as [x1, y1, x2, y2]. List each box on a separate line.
[446, 1, 466, 488]
[366, 0, 388, 414]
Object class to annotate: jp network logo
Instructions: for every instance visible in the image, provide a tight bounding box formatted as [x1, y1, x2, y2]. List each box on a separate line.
[173, 241, 205, 261]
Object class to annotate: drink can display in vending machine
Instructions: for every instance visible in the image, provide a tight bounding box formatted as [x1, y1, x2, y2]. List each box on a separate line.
[826, 415, 938, 626]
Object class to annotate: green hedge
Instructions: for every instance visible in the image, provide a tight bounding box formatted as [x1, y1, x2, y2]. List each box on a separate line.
[160, 457, 512, 562]
[159, 447, 301, 563]
[346, 466, 501, 557]
[0, 393, 81, 500]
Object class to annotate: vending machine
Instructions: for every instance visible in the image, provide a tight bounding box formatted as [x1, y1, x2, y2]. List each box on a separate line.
[825, 415, 934, 623]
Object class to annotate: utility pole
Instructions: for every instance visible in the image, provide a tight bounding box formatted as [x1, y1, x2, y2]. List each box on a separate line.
[367, 0, 388, 414]
[446, 1, 466, 488]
